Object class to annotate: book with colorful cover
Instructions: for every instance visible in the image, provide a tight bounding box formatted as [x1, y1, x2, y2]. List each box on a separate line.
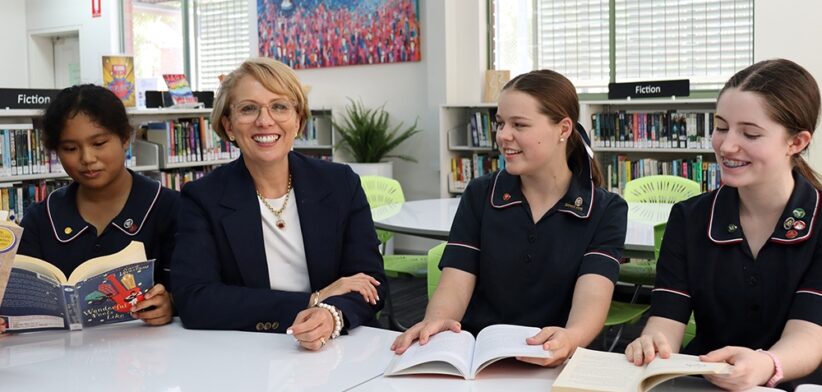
[162, 74, 198, 107]
[0, 220, 23, 312]
[102, 55, 136, 107]
[0, 241, 154, 332]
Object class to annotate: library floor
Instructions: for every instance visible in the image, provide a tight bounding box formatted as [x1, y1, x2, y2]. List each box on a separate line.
[377, 276, 649, 353]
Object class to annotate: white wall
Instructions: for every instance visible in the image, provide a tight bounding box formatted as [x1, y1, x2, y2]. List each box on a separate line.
[25, 0, 121, 87]
[0, 0, 29, 88]
[755, 0, 822, 172]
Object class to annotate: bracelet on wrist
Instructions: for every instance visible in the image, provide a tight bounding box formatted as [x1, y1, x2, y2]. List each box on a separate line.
[756, 349, 783, 388]
[316, 302, 343, 339]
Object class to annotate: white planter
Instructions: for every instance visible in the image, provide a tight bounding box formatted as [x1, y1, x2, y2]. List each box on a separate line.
[346, 161, 394, 178]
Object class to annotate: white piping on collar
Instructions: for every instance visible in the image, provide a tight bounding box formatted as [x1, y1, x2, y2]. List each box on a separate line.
[47, 186, 89, 243]
[707, 185, 743, 244]
[770, 187, 820, 244]
[110, 181, 162, 237]
[490, 171, 522, 208]
[796, 289, 822, 297]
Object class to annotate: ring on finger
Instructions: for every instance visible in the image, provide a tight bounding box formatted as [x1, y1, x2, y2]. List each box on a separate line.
[320, 338, 326, 347]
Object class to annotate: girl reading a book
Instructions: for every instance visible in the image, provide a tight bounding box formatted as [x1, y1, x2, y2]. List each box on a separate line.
[170, 57, 386, 351]
[625, 59, 822, 389]
[17, 84, 178, 326]
[392, 69, 628, 366]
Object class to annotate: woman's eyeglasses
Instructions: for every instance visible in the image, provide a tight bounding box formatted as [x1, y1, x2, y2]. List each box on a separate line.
[231, 100, 296, 123]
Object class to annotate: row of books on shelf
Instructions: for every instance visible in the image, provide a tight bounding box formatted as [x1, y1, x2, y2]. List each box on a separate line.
[143, 118, 240, 164]
[466, 111, 497, 148]
[1, 179, 71, 222]
[605, 155, 721, 195]
[1, 126, 136, 178]
[448, 154, 505, 193]
[294, 115, 330, 146]
[159, 168, 214, 191]
[591, 111, 715, 150]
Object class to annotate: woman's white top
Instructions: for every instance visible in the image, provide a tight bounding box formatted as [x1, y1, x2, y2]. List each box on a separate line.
[258, 189, 310, 292]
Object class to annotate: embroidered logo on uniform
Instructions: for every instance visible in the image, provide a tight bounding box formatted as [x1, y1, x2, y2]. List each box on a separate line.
[793, 208, 806, 219]
[783, 217, 796, 230]
[64, 227, 73, 235]
[574, 197, 583, 207]
[503, 193, 511, 201]
[786, 229, 799, 239]
[124, 218, 134, 229]
[794, 220, 807, 231]
[727, 224, 738, 233]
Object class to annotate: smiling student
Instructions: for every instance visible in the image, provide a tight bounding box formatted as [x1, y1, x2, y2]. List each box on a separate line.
[17, 84, 178, 326]
[625, 59, 822, 389]
[392, 69, 628, 367]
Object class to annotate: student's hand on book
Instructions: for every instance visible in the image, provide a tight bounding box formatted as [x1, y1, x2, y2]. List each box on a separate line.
[624, 332, 673, 366]
[319, 273, 381, 305]
[517, 326, 575, 367]
[700, 346, 774, 390]
[288, 307, 334, 351]
[130, 284, 173, 326]
[390, 318, 462, 354]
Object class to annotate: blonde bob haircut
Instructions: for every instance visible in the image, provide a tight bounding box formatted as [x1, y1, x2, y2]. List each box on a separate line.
[211, 57, 309, 145]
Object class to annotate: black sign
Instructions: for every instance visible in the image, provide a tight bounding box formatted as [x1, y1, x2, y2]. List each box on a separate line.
[0, 88, 61, 109]
[608, 79, 690, 100]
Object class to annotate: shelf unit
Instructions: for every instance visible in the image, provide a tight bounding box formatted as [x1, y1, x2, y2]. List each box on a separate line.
[438, 103, 500, 197]
[439, 98, 719, 198]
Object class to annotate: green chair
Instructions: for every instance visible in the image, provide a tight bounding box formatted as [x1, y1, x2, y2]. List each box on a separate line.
[360, 176, 428, 330]
[427, 242, 447, 299]
[682, 313, 696, 348]
[623, 175, 702, 203]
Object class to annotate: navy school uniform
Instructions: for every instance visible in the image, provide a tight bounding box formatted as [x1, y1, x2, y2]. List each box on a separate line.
[651, 171, 822, 355]
[440, 165, 628, 335]
[18, 171, 180, 288]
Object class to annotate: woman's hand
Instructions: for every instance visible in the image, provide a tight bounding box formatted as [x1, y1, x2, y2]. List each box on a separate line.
[288, 307, 335, 351]
[0, 318, 6, 333]
[390, 318, 462, 354]
[319, 273, 380, 305]
[625, 332, 674, 366]
[700, 346, 775, 390]
[130, 284, 173, 326]
[517, 327, 578, 367]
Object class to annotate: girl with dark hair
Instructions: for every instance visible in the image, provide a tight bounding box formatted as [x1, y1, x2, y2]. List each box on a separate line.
[625, 59, 822, 389]
[392, 70, 628, 366]
[15, 84, 178, 327]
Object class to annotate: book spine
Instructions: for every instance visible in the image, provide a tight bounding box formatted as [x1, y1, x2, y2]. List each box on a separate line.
[63, 286, 83, 330]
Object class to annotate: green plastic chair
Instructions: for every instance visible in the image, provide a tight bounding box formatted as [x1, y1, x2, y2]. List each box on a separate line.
[427, 242, 447, 299]
[360, 176, 428, 330]
[623, 175, 702, 203]
[682, 313, 696, 348]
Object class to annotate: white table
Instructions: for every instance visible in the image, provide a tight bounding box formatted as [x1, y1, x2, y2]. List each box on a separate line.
[0, 320, 398, 392]
[372, 198, 673, 258]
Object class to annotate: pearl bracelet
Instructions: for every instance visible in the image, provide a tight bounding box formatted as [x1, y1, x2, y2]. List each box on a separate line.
[316, 302, 343, 339]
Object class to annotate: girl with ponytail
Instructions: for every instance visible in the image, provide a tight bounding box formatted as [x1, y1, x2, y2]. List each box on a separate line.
[626, 59, 822, 389]
[392, 70, 628, 367]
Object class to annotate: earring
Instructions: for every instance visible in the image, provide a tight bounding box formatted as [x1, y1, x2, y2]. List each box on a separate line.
[229, 135, 236, 141]
[560, 138, 565, 142]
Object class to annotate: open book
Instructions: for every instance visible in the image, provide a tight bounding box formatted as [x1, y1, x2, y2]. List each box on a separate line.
[385, 324, 552, 380]
[0, 241, 154, 332]
[552, 347, 731, 392]
[0, 220, 23, 309]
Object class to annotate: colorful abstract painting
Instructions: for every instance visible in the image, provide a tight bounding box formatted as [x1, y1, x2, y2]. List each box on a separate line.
[257, 0, 421, 69]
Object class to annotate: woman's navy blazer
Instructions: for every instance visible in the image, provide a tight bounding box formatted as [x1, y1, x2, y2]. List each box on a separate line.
[171, 151, 386, 333]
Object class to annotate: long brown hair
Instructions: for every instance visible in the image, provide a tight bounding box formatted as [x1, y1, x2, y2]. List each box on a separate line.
[502, 70, 604, 187]
[719, 59, 822, 189]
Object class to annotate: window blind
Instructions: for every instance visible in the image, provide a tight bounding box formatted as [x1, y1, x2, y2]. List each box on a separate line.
[614, 0, 753, 90]
[193, 0, 250, 91]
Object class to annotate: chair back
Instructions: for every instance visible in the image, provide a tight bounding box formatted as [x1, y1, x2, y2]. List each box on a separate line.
[426, 242, 446, 299]
[360, 175, 405, 245]
[624, 175, 701, 204]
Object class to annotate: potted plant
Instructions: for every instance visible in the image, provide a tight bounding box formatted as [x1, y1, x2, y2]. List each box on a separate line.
[333, 98, 421, 178]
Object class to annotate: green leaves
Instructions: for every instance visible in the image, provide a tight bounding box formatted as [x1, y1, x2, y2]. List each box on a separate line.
[333, 98, 421, 163]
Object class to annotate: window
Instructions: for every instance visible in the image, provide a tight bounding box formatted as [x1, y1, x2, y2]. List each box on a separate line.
[192, 0, 250, 91]
[123, 0, 185, 92]
[492, 0, 754, 93]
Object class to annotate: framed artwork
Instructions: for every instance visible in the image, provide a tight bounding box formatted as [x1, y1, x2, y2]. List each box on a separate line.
[257, 0, 421, 69]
